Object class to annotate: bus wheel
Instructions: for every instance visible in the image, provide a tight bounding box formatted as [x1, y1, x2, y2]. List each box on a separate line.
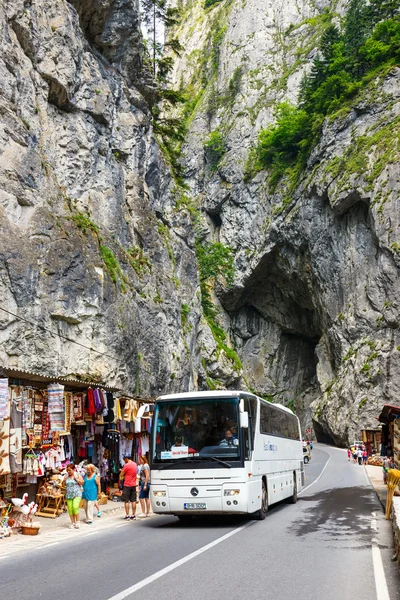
[254, 480, 268, 520]
[288, 473, 297, 504]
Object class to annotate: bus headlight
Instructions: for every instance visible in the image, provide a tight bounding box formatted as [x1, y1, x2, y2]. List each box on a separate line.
[153, 491, 167, 497]
[224, 489, 240, 496]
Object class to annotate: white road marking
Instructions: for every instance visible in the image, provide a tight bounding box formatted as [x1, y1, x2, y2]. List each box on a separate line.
[106, 521, 255, 600]
[41, 542, 60, 548]
[372, 546, 390, 600]
[298, 448, 331, 495]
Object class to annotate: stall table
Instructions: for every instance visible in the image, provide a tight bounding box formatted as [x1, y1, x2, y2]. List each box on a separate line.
[35, 493, 65, 518]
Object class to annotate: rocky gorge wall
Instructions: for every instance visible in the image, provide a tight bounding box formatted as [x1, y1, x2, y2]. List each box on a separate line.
[0, 0, 399, 446]
[0, 0, 202, 397]
[169, 0, 400, 444]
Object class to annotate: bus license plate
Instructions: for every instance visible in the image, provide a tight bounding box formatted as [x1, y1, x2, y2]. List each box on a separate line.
[184, 502, 206, 510]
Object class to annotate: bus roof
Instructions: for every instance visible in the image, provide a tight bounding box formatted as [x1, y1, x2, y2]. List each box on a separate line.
[156, 390, 254, 402]
[155, 391, 295, 415]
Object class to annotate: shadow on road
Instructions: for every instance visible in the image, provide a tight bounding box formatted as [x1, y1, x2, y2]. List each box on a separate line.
[291, 486, 379, 547]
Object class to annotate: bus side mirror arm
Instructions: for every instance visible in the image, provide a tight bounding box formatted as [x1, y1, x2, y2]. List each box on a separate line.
[240, 412, 249, 429]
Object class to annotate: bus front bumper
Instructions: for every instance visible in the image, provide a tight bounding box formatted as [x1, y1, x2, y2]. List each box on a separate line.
[151, 483, 252, 515]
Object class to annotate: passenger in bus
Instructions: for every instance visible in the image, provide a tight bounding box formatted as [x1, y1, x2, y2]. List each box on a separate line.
[171, 436, 197, 454]
[171, 436, 186, 449]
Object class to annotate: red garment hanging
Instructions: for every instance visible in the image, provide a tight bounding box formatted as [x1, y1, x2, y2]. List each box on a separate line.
[87, 388, 95, 415]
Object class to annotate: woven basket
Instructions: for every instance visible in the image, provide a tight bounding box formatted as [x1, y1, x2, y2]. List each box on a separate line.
[21, 525, 40, 536]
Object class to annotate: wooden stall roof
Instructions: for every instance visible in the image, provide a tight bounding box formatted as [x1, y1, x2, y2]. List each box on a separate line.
[378, 404, 400, 424]
[0, 366, 120, 393]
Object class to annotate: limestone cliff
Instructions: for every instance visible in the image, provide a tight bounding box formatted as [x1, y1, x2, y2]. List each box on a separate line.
[0, 0, 201, 396]
[169, 0, 400, 444]
[1, 0, 399, 445]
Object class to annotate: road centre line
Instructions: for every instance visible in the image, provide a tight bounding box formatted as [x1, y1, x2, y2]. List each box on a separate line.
[106, 521, 255, 600]
[372, 546, 390, 600]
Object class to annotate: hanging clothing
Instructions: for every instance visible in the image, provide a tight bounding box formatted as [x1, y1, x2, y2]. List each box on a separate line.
[9, 387, 23, 473]
[0, 386, 11, 475]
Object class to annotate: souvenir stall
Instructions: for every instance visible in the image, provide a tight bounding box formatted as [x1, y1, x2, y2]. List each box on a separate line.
[0, 369, 121, 526]
[378, 404, 400, 464]
[0, 368, 155, 528]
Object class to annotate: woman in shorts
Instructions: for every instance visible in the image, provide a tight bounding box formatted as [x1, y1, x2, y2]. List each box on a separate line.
[138, 455, 150, 517]
[64, 463, 83, 529]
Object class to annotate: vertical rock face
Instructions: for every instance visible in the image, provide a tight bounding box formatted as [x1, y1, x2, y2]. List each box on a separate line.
[169, 0, 400, 444]
[1, 0, 399, 445]
[0, 0, 201, 396]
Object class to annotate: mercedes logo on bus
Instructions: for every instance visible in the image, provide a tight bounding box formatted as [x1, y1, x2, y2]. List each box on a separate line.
[190, 487, 199, 497]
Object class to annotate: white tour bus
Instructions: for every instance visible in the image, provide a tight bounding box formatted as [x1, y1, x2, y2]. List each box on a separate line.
[150, 390, 304, 520]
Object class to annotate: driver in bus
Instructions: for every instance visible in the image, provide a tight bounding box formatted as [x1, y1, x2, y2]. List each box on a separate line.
[219, 429, 239, 447]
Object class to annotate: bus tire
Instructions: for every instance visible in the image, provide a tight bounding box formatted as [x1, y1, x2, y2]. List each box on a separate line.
[287, 472, 297, 504]
[254, 480, 268, 520]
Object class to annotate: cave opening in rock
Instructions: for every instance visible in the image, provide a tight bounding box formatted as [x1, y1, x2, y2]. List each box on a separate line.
[221, 245, 324, 437]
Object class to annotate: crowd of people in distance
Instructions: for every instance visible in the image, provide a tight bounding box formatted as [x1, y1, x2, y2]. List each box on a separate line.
[347, 443, 396, 485]
[347, 445, 368, 466]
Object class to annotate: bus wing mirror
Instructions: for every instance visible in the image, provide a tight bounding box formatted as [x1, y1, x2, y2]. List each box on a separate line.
[240, 411, 249, 429]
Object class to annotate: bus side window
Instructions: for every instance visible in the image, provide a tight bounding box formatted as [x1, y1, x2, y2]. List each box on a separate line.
[271, 408, 288, 437]
[260, 402, 272, 435]
[287, 414, 298, 440]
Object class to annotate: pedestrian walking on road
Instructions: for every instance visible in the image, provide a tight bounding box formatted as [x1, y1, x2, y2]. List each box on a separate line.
[357, 447, 363, 465]
[363, 449, 368, 465]
[138, 455, 151, 518]
[120, 455, 138, 520]
[64, 463, 84, 529]
[82, 464, 101, 524]
[347, 448, 351, 461]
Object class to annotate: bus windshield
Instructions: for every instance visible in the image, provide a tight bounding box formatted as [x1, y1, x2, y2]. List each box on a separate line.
[152, 397, 241, 463]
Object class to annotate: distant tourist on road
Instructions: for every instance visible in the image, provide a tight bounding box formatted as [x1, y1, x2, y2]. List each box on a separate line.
[363, 449, 368, 465]
[357, 448, 363, 465]
[138, 455, 151, 518]
[347, 448, 351, 461]
[82, 464, 101, 524]
[64, 463, 84, 529]
[120, 455, 137, 521]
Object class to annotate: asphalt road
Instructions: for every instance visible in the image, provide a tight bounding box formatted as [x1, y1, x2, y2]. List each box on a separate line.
[1, 445, 399, 600]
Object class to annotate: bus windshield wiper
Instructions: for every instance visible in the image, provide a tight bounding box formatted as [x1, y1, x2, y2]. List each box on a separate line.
[158, 458, 204, 470]
[205, 456, 232, 468]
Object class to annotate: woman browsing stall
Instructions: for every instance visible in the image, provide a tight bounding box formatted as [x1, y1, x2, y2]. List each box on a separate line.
[64, 464, 84, 529]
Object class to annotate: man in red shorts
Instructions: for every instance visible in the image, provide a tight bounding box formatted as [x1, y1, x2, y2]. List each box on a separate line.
[120, 455, 138, 520]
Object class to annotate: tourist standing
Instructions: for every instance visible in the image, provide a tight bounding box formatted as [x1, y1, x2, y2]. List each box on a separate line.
[82, 464, 101, 524]
[357, 447, 363, 465]
[64, 463, 84, 529]
[362, 448, 368, 465]
[138, 455, 151, 518]
[347, 448, 351, 461]
[120, 455, 138, 520]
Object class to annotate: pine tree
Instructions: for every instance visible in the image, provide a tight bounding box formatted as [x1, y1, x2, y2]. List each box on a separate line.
[343, 0, 371, 74]
[141, 0, 180, 77]
[369, 0, 400, 24]
[320, 25, 341, 64]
